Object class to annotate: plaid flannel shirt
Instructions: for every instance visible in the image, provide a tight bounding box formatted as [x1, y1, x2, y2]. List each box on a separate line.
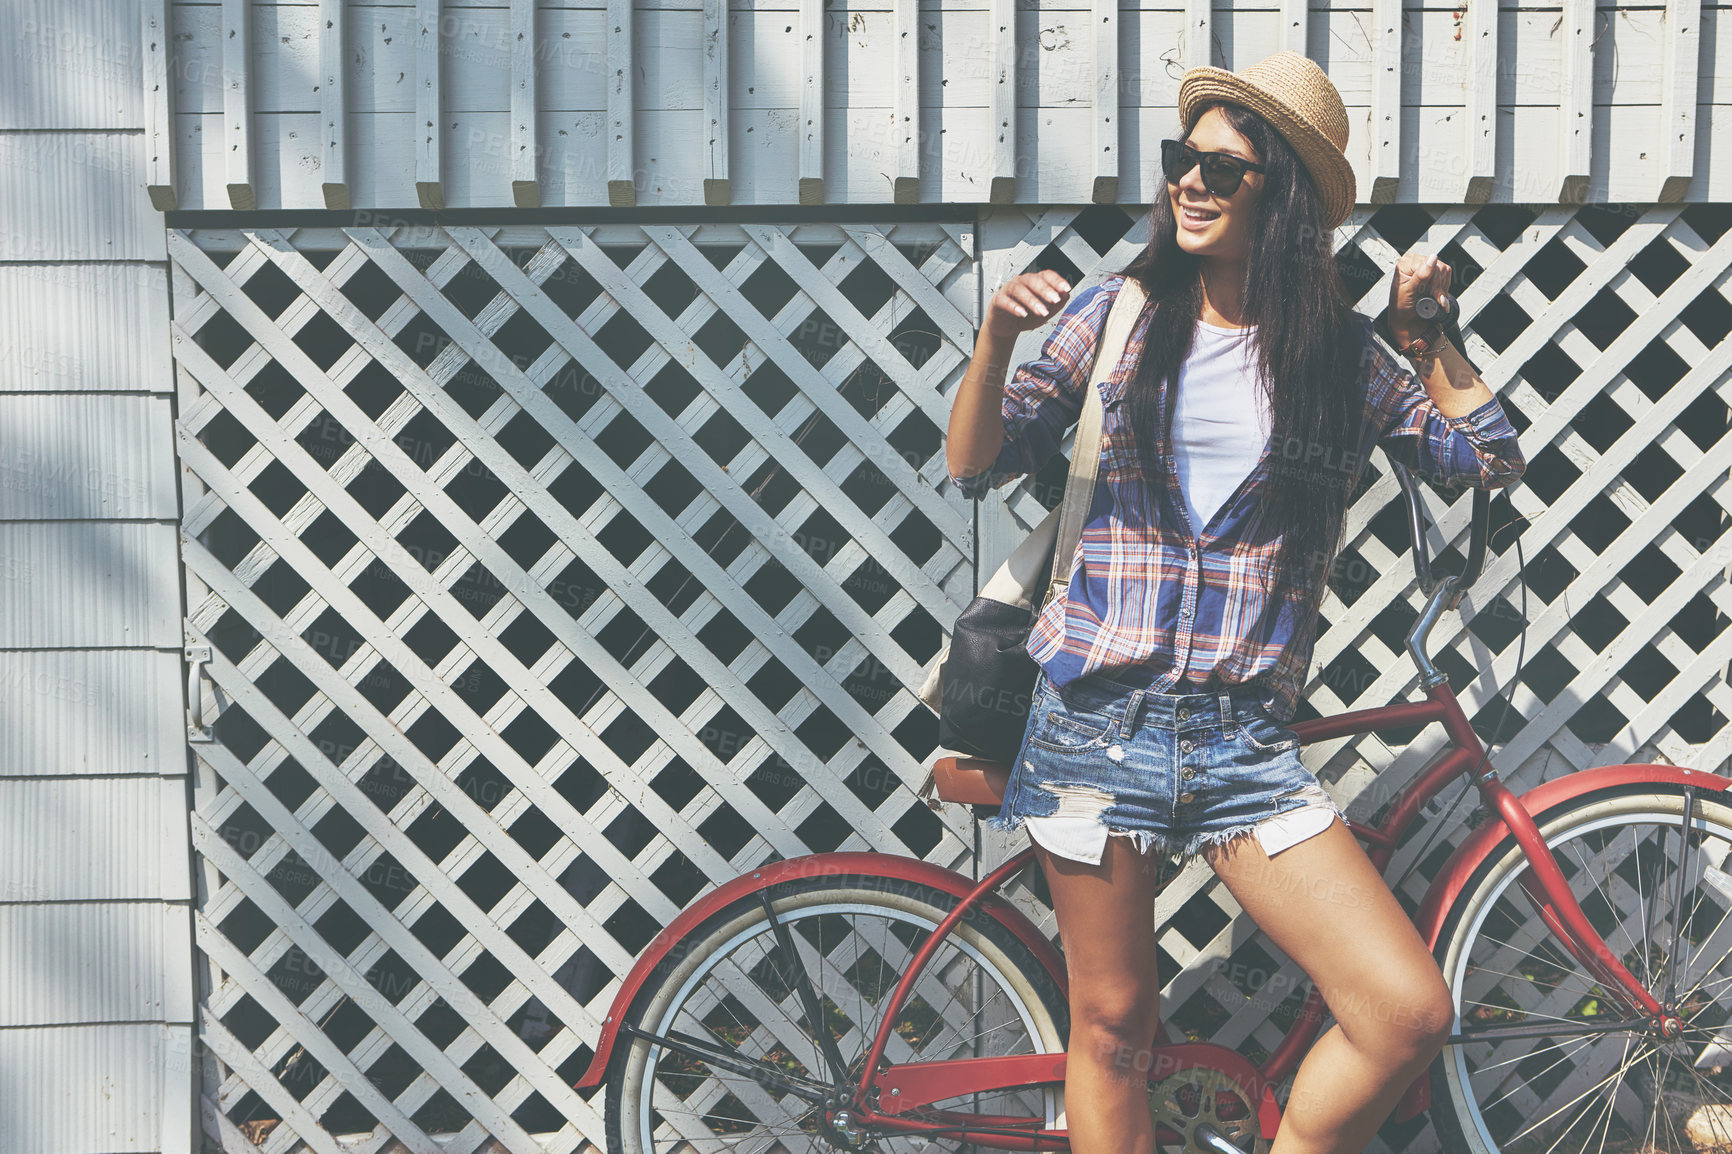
[949, 273, 1526, 720]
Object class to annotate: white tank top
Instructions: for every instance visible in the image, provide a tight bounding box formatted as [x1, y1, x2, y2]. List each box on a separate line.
[1171, 318, 1270, 536]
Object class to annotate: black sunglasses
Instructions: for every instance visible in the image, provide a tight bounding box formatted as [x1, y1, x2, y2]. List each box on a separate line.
[1160, 138, 1267, 197]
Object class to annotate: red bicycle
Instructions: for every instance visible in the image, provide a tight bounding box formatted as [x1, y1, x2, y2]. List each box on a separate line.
[577, 465, 1730, 1154]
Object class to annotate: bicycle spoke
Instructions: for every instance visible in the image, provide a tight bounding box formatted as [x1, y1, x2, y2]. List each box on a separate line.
[1679, 965, 1732, 999]
[819, 912, 995, 1061]
[678, 938, 835, 1076]
[1530, 1032, 1632, 1154]
[707, 951, 832, 1079]
[1647, 1048, 1694, 1154]
[1499, 1039, 1652, 1151]
[1455, 963, 1602, 1014]
[1468, 930, 1625, 1011]
[761, 893, 851, 1085]
[1456, 994, 1615, 1032]
[651, 1023, 827, 1137]
[1675, 887, 1732, 1007]
[888, 938, 1026, 1058]
[1631, 823, 1656, 997]
[1563, 833, 1650, 983]
[1473, 1031, 1607, 1110]
[1666, 790, 1699, 1004]
[1567, 823, 1691, 993]
[1466, 1029, 1601, 1079]
[655, 1104, 821, 1154]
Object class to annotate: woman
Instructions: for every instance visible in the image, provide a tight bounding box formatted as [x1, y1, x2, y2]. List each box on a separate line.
[943, 52, 1526, 1154]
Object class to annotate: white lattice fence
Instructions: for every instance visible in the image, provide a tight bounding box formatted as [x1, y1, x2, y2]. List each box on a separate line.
[172, 221, 982, 1150]
[173, 203, 1732, 1154]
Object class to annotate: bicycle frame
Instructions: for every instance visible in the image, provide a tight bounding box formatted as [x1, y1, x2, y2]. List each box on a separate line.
[842, 603, 1679, 1149]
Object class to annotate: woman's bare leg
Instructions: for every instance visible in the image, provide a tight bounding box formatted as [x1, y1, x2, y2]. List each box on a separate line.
[1203, 818, 1456, 1154]
[1035, 835, 1168, 1154]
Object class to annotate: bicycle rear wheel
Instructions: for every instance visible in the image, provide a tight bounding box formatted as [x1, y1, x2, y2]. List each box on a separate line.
[1430, 782, 1732, 1154]
[604, 872, 1070, 1154]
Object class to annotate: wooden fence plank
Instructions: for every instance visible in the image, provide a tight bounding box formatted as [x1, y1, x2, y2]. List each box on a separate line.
[416, 0, 444, 210]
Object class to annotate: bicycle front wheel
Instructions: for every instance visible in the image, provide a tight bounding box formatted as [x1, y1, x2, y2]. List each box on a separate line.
[1430, 782, 1732, 1154]
[604, 872, 1070, 1154]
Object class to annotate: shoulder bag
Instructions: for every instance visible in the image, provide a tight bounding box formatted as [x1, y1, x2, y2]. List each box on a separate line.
[916, 274, 1149, 768]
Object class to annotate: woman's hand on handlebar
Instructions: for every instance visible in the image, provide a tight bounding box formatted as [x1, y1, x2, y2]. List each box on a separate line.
[1388, 252, 1452, 349]
[984, 270, 1072, 342]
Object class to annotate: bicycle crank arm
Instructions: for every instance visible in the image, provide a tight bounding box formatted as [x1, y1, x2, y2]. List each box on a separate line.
[616, 1021, 834, 1103]
[1192, 1124, 1249, 1154]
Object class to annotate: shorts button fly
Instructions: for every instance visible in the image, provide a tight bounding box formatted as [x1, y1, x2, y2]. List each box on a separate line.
[1179, 790, 1195, 803]
[1180, 738, 1195, 753]
[1181, 767, 1196, 780]
[1177, 708, 1189, 721]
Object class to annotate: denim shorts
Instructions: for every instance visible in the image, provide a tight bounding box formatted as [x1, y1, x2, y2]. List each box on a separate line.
[986, 667, 1343, 866]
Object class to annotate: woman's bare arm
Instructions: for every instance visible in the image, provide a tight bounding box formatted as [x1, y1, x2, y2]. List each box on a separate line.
[947, 270, 1073, 480]
[1399, 335, 1495, 419]
[945, 328, 1020, 480]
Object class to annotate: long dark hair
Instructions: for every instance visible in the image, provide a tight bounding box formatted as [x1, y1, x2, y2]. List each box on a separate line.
[1118, 99, 1365, 622]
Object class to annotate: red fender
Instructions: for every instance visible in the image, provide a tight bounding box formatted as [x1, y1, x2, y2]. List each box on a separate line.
[574, 851, 1065, 1090]
[1389, 762, 1728, 1122]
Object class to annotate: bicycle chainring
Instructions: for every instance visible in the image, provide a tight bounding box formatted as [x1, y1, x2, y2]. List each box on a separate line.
[1147, 1064, 1269, 1154]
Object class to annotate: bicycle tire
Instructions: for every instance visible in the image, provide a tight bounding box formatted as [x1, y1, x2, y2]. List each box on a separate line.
[1428, 781, 1732, 1154]
[604, 871, 1070, 1154]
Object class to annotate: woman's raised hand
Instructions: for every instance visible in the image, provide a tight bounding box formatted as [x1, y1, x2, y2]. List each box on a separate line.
[984, 270, 1073, 341]
[1388, 252, 1452, 348]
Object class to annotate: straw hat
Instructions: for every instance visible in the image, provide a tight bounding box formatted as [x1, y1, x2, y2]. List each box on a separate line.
[1177, 51, 1356, 231]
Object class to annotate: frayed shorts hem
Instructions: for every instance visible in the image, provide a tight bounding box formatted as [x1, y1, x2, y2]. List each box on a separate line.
[984, 808, 1180, 863]
[986, 806, 1320, 868]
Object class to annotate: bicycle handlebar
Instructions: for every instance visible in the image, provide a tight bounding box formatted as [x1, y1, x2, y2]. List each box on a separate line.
[1374, 288, 1501, 687]
[1390, 463, 1490, 599]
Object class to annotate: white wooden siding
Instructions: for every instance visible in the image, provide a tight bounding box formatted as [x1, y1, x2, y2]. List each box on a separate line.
[0, 524, 180, 649]
[2, 0, 144, 129]
[2, 8, 192, 1154]
[0, 264, 173, 393]
[157, 0, 1732, 209]
[0, 1026, 194, 1154]
[0, 905, 195, 1026]
[0, 777, 192, 899]
[0, 396, 178, 519]
[0, 132, 165, 260]
[0, 652, 185, 779]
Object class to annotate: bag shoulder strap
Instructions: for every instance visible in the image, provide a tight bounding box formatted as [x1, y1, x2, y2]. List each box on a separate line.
[1049, 276, 1149, 589]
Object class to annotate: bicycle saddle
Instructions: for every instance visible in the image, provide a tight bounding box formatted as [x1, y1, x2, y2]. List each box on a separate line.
[930, 755, 1011, 806]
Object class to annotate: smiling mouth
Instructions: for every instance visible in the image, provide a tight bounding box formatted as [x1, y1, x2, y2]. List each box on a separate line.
[1180, 205, 1220, 221]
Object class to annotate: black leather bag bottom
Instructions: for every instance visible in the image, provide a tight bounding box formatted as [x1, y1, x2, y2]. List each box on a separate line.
[937, 595, 1046, 767]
